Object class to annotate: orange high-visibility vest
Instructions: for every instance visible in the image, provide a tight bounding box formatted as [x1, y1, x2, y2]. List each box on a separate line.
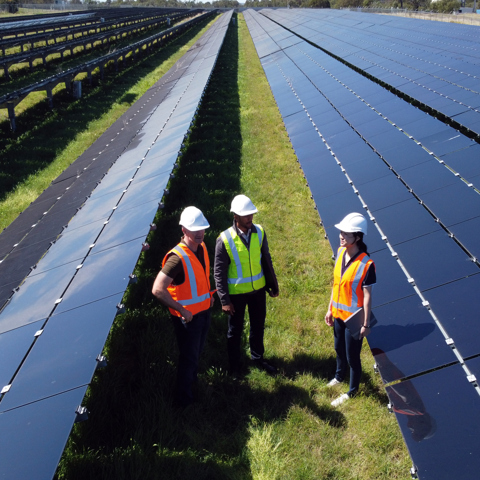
[162, 242, 211, 317]
[331, 247, 373, 321]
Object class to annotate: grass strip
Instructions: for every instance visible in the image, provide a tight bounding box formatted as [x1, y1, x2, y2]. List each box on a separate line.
[56, 12, 410, 480]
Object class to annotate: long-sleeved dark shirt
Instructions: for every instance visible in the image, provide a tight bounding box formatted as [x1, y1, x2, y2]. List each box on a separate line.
[214, 221, 278, 306]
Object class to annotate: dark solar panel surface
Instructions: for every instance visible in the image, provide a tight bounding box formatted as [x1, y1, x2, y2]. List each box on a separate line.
[0, 11, 233, 479]
[244, 9, 480, 478]
[0, 386, 89, 480]
[258, 8, 480, 136]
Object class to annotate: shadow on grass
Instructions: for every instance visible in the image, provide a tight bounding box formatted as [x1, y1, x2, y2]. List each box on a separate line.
[0, 16, 214, 204]
[276, 351, 337, 381]
[56, 14, 346, 480]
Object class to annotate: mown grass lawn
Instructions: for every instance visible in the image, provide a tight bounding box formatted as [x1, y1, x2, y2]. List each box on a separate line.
[0, 10, 411, 480]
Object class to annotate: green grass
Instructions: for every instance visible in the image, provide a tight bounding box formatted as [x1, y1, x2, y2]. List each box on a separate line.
[0, 11, 410, 480]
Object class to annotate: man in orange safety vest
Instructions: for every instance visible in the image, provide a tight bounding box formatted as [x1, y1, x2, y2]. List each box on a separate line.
[152, 206, 215, 407]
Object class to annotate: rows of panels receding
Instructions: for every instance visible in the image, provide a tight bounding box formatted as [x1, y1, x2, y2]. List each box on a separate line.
[244, 9, 480, 479]
[0, 11, 232, 480]
[259, 9, 480, 137]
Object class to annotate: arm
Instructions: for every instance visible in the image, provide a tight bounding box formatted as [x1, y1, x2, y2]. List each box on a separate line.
[359, 285, 373, 339]
[152, 271, 193, 322]
[214, 236, 235, 314]
[325, 290, 334, 326]
[260, 230, 279, 297]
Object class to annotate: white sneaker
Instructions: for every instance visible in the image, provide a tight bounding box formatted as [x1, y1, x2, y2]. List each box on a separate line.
[327, 378, 341, 387]
[331, 393, 350, 407]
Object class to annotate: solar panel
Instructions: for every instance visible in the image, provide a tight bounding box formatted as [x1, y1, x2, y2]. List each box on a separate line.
[258, 8, 480, 135]
[371, 198, 442, 246]
[385, 364, 480, 479]
[370, 295, 457, 383]
[0, 262, 77, 335]
[0, 386, 88, 480]
[423, 274, 480, 358]
[0, 294, 123, 411]
[0, 321, 43, 390]
[420, 182, 480, 227]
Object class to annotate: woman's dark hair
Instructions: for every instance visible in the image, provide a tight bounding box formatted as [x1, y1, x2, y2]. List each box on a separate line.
[353, 232, 369, 255]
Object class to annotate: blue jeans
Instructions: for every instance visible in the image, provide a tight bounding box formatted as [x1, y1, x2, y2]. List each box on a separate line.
[171, 309, 211, 406]
[333, 317, 363, 397]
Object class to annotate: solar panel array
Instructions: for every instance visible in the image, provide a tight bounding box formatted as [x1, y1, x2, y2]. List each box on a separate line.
[259, 8, 480, 137]
[0, 11, 232, 480]
[244, 8, 480, 479]
[0, 10, 191, 79]
[0, 12, 97, 31]
[0, 11, 212, 131]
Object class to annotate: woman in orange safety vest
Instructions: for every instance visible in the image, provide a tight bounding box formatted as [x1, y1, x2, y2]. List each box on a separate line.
[324, 213, 376, 407]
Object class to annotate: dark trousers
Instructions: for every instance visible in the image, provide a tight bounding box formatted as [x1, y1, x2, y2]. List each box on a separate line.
[227, 288, 266, 370]
[171, 309, 211, 406]
[333, 317, 363, 397]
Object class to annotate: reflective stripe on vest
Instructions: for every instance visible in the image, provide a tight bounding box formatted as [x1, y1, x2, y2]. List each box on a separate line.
[162, 242, 211, 317]
[220, 225, 266, 294]
[331, 247, 372, 321]
[171, 246, 210, 306]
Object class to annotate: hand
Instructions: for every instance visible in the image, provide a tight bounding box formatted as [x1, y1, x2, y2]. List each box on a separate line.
[222, 303, 235, 315]
[359, 326, 368, 339]
[267, 288, 279, 298]
[210, 296, 215, 307]
[181, 308, 193, 323]
[324, 311, 334, 326]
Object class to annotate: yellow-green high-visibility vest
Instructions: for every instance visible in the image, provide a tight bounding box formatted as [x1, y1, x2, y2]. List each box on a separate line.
[220, 224, 266, 294]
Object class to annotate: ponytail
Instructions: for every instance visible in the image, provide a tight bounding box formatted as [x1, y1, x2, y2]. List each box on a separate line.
[354, 232, 369, 255]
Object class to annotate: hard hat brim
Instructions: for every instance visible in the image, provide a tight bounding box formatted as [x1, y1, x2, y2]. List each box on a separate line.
[334, 221, 364, 233]
[231, 207, 258, 215]
[182, 223, 210, 232]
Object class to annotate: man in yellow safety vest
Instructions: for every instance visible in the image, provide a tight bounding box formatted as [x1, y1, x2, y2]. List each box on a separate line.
[214, 195, 279, 376]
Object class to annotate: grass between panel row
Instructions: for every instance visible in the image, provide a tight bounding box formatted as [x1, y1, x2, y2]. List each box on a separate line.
[56, 12, 410, 480]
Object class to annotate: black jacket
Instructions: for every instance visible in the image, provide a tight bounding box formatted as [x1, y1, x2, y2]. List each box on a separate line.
[214, 221, 279, 306]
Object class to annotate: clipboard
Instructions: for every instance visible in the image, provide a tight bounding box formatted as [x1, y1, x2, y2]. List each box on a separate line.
[344, 309, 377, 340]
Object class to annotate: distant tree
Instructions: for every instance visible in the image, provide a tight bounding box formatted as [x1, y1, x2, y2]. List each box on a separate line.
[430, 0, 460, 10]
[334, 0, 363, 6]
[307, 0, 330, 7]
[212, 0, 240, 7]
[0, 0, 19, 12]
[402, 0, 429, 8]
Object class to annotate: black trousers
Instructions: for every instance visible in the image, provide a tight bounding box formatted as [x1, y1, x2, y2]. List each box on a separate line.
[171, 309, 211, 406]
[227, 288, 267, 369]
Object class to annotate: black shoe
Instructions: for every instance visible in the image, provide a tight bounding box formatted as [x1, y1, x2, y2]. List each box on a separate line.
[253, 359, 278, 375]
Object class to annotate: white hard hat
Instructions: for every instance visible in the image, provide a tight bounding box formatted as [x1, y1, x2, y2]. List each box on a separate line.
[230, 194, 258, 216]
[335, 212, 367, 235]
[179, 206, 210, 231]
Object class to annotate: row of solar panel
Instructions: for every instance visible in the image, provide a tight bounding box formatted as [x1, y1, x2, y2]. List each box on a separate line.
[0, 12, 96, 31]
[246, 9, 480, 361]
[0, 11, 189, 77]
[0, 11, 232, 480]
[0, 12, 215, 307]
[244, 9, 480, 478]
[0, 7, 230, 415]
[259, 9, 480, 137]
